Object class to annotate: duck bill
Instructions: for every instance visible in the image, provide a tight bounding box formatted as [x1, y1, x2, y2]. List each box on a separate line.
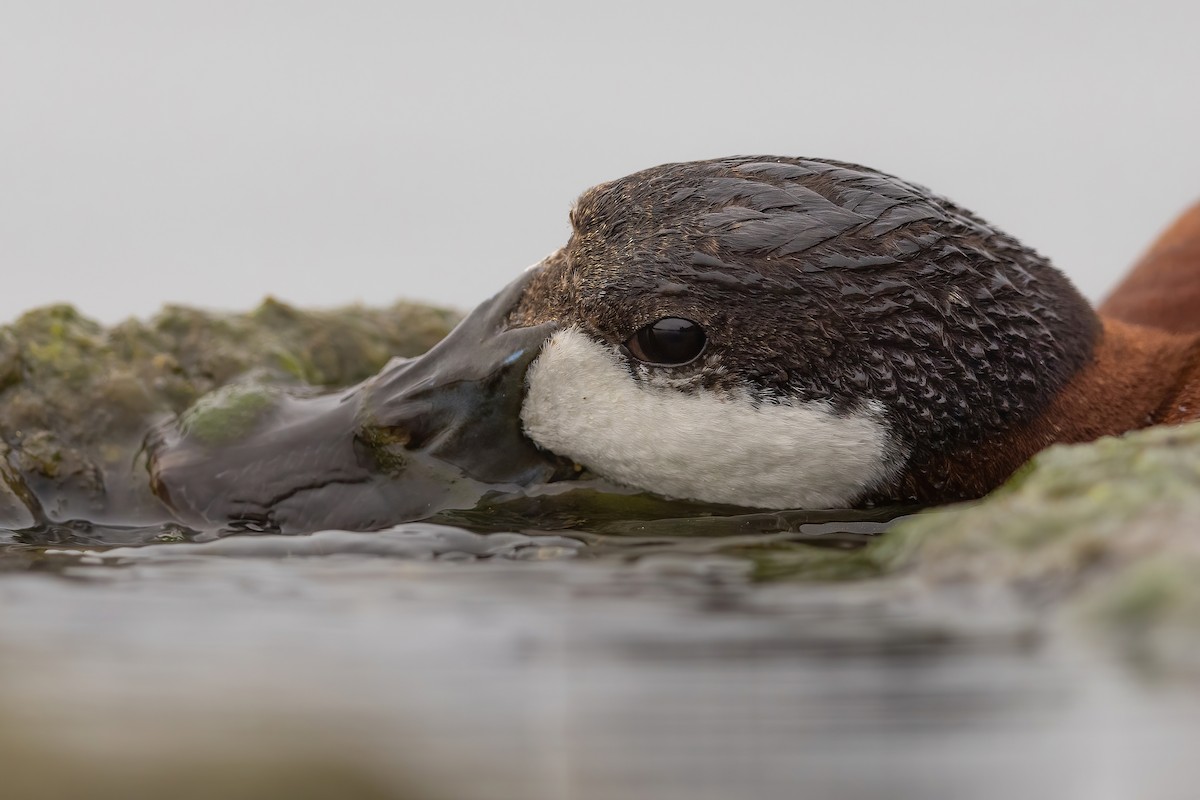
[358, 270, 570, 486]
[149, 270, 571, 533]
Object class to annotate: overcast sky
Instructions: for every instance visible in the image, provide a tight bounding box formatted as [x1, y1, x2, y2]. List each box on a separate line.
[2, 1, 1197, 324]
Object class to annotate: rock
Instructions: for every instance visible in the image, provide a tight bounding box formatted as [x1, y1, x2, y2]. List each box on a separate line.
[872, 422, 1200, 587]
[867, 421, 1200, 673]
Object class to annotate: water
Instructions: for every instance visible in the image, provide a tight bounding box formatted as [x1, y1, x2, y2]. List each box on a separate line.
[2, 516, 1199, 800]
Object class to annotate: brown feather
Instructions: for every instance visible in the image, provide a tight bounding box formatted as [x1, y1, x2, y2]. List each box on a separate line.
[1100, 201, 1200, 335]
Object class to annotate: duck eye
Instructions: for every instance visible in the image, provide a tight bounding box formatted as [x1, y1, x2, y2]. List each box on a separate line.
[625, 317, 707, 365]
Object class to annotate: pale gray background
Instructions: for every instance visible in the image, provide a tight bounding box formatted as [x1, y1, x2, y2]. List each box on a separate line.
[2, 0, 1197, 324]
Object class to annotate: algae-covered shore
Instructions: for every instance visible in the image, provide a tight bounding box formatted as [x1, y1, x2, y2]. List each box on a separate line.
[775, 421, 1200, 675]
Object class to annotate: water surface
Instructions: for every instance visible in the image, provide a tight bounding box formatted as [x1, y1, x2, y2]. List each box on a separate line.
[2, 507, 1199, 800]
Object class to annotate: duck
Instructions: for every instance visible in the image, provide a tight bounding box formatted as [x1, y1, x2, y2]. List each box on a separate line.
[148, 155, 1200, 531]
[507, 156, 1200, 509]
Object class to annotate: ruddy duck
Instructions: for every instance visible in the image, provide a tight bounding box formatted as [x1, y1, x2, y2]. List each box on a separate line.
[149, 156, 1200, 531]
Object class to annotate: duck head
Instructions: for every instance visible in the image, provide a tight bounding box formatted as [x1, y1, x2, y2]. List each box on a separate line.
[510, 156, 1100, 507]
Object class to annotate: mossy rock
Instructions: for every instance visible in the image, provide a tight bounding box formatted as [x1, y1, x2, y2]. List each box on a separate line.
[870, 422, 1200, 587]
[840, 421, 1200, 672]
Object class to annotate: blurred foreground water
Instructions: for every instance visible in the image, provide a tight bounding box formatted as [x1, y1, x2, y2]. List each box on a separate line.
[3, 519, 1200, 800]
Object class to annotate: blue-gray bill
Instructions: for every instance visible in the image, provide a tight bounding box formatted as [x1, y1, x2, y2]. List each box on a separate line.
[147, 273, 577, 533]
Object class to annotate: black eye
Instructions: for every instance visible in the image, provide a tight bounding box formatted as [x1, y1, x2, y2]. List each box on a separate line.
[625, 317, 707, 365]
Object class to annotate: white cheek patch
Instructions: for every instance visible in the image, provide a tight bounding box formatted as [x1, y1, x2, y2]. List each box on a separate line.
[520, 328, 905, 509]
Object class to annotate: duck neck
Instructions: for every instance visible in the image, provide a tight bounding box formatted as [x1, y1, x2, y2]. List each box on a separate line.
[894, 317, 1200, 504]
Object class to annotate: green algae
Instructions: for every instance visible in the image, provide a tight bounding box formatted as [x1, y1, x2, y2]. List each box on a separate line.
[355, 424, 415, 476]
[710, 535, 890, 584]
[1084, 554, 1200, 630]
[178, 384, 279, 446]
[742, 542, 886, 582]
[431, 484, 908, 540]
[1062, 546, 1200, 679]
[823, 421, 1200, 673]
[868, 422, 1200, 585]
